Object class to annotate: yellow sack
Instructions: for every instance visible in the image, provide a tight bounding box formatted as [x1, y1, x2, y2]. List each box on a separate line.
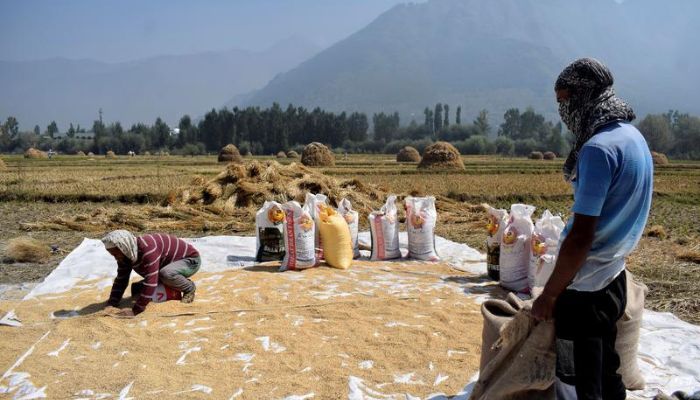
[318, 205, 353, 269]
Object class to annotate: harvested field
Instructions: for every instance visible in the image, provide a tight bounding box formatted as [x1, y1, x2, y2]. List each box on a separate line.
[0, 153, 699, 322]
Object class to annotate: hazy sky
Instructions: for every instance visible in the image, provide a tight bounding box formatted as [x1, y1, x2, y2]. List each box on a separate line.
[0, 0, 408, 62]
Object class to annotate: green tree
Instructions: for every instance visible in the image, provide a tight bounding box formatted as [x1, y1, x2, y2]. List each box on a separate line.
[34, 125, 41, 136]
[47, 121, 59, 138]
[638, 114, 673, 153]
[4, 116, 19, 138]
[456, 106, 462, 125]
[434, 103, 443, 132]
[474, 109, 491, 136]
[424, 107, 434, 134]
[443, 104, 450, 127]
[499, 108, 521, 139]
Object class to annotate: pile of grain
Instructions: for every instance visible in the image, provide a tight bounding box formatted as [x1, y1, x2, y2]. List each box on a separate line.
[218, 144, 243, 163]
[652, 151, 669, 165]
[0, 262, 486, 398]
[276, 151, 287, 159]
[529, 151, 544, 160]
[5, 236, 50, 263]
[418, 142, 464, 170]
[24, 148, 47, 159]
[286, 150, 300, 159]
[301, 142, 335, 167]
[396, 146, 421, 162]
[105, 151, 116, 159]
[543, 151, 557, 160]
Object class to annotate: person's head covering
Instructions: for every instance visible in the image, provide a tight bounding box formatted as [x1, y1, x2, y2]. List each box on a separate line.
[555, 58, 635, 182]
[101, 229, 138, 263]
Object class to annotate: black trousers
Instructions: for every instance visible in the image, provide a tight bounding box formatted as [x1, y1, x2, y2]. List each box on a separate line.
[554, 271, 627, 400]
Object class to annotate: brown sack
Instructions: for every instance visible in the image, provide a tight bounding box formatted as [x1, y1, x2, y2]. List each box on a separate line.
[616, 270, 648, 390]
[479, 293, 523, 371]
[471, 297, 556, 400]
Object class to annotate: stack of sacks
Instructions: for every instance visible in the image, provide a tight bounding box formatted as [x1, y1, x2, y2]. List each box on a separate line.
[337, 198, 360, 259]
[405, 196, 439, 261]
[485, 206, 508, 281]
[369, 195, 401, 261]
[255, 201, 286, 262]
[528, 210, 565, 294]
[279, 201, 318, 271]
[499, 204, 536, 293]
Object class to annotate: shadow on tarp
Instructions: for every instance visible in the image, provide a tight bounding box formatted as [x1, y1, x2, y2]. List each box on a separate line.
[243, 264, 281, 273]
[53, 301, 113, 319]
[442, 275, 507, 298]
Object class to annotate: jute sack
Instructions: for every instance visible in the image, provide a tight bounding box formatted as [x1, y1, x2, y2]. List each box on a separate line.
[470, 298, 556, 400]
[617, 270, 648, 390]
[479, 293, 523, 371]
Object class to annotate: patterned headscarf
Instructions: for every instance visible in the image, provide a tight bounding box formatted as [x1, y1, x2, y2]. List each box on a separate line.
[101, 229, 138, 263]
[555, 58, 635, 182]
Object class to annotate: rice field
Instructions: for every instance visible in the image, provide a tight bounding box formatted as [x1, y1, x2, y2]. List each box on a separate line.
[0, 153, 699, 322]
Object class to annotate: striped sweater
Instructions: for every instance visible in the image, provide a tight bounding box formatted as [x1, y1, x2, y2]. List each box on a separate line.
[108, 233, 199, 314]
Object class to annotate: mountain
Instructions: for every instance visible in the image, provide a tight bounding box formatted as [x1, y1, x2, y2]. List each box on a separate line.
[242, 0, 700, 127]
[0, 36, 321, 129]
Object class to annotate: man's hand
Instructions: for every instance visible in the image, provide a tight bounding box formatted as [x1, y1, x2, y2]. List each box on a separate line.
[531, 293, 557, 321]
[115, 309, 135, 318]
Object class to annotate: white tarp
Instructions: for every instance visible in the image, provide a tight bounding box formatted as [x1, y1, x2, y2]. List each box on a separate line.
[9, 234, 700, 399]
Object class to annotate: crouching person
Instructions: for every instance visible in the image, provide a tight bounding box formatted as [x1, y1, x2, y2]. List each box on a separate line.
[102, 229, 201, 317]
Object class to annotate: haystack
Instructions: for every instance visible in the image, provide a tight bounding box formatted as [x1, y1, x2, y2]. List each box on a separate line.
[276, 151, 287, 159]
[76, 151, 86, 156]
[287, 150, 300, 158]
[0, 157, 6, 171]
[218, 144, 243, 163]
[651, 151, 669, 165]
[529, 151, 544, 160]
[5, 237, 51, 263]
[397, 146, 421, 162]
[543, 151, 557, 160]
[301, 142, 335, 167]
[24, 148, 48, 159]
[418, 141, 464, 170]
[144, 151, 152, 156]
[87, 152, 95, 157]
[105, 151, 116, 159]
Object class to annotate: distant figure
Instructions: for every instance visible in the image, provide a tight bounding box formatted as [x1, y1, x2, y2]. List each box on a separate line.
[102, 230, 200, 317]
[47, 149, 55, 159]
[128, 150, 135, 157]
[531, 58, 653, 400]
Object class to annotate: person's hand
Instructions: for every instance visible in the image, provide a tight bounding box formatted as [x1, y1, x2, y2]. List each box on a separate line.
[115, 309, 135, 318]
[531, 292, 557, 322]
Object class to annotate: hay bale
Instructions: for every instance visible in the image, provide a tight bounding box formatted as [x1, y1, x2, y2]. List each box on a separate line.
[396, 146, 421, 162]
[301, 142, 335, 167]
[87, 152, 95, 157]
[543, 151, 557, 160]
[286, 150, 299, 159]
[645, 225, 667, 240]
[0, 157, 6, 171]
[76, 151, 86, 156]
[529, 151, 544, 160]
[276, 151, 287, 159]
[106, 151, 116, 159]
[144, 151, 152, 156]
[651, 151, 669, 165]
[218, 144, 243, 163]
[418, 141, 464, 170]
[6, 237, 51, 263]
[24, 148, 48, 159]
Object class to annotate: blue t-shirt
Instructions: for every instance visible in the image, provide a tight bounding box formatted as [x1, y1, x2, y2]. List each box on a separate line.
[561, 122, 653, 291]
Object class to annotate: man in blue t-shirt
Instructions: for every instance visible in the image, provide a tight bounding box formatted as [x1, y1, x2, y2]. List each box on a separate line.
[532, 58, 653, 400]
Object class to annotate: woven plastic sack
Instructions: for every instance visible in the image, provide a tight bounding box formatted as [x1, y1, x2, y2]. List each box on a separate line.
[280, 201, 318, 271]
[405, 196, 439, 261]
[485, 205, 508, 281]
[255, 201, 286, 262]
[318, 206, 353, 269]
[500, 204, 535, 292]
[528, 210, 565, 290]
[369, 195, 401, 261]
[304, 193, 329, 260]
[337, 198, 360, 259]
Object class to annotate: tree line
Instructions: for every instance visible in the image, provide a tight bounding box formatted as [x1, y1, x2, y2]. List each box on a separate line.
[1, 104, 699, 158]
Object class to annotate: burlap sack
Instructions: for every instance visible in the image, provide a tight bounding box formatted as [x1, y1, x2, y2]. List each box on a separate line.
[479, 293, 523, 371]
[616, 270, 648, 390]
[470, 303, 556, 400]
